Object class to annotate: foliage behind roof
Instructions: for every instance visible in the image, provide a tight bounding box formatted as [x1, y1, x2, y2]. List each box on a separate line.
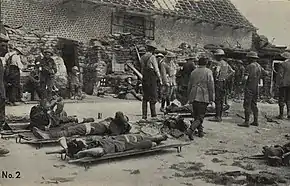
[86, 0, 256, 30]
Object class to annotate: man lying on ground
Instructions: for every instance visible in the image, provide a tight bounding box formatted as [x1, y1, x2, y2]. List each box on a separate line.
[27, 96, 78, 131]
[59, 134, 168, 158]
[32, 112, 131, 139]
[165, 102, 230, 115]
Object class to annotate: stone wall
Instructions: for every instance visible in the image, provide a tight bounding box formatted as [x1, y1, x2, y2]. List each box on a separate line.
[155, 17, 253, 50]
[1, 0, 111, 43]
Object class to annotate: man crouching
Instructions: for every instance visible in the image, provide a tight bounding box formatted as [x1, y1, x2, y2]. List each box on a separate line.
[186, 57, 215, 140]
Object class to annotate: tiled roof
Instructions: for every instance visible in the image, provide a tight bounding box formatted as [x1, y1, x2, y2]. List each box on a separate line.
[86, 0, 256, 30]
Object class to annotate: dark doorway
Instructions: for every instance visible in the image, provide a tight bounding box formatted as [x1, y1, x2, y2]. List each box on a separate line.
[59, 38, 78, 73]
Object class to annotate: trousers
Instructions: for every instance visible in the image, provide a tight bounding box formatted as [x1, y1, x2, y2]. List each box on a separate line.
[214, 81, 226, 118]
[189, 101, 208, 131]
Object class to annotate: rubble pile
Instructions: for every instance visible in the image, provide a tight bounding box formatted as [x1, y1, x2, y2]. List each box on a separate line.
[170, 43, 213, 65]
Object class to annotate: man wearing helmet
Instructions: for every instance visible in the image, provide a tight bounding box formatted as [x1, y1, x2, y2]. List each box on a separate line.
[209, 49, 235, 122]
[238, 51, 269, 127]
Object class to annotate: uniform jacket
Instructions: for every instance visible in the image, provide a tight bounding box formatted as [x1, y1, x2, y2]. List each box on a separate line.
[212, 60, 235, 81]
[160, 60, 177, 86]
[4, 51, 23, 70]
[40, 57, 57, 76]
[140, 52, 161, 79]
[187, 66, 215, 103]
[245, 62, 267, 92]
[277, 59, 290, 87]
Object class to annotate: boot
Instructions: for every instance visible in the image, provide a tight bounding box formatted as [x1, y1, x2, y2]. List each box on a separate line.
[238, 111, 250, 127]
[142, 101, 148, 120]
[150, 102, 157, 118]
[186, 128, 194, 140]
[209, 105, 222, 122]
[276, 105, 285, 119]
[197, 125, 204, 138]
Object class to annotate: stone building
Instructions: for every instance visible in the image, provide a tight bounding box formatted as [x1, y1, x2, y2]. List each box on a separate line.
[0, 0, 256, 94]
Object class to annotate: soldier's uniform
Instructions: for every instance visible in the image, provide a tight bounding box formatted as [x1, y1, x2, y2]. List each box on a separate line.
[24, 62, 41, 101]
[176, 56, 196, 106]
[140, 41, 162, 120]
[209, 49, 235, 122]
[159, 52, 177, 111]
[238, 51, 268, 127]
[39, 50, 57, 100]
[276, 52, 290, 119]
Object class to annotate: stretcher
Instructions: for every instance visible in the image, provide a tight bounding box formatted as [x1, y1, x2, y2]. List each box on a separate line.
[68, 142, 190, 168]
[15, 135, 79, 149]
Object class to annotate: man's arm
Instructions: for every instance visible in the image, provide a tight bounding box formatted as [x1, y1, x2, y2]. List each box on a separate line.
[207, 71, 215, 103]
[151, 56, 162, 83]
[52, 59, 57, 74]
[160, 62, 168, 85]
[227, 63, 235, 78]
[187, 72, 194, 98]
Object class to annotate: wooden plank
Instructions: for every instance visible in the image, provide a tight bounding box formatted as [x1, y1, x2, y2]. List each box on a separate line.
[69, 143, 190, 164]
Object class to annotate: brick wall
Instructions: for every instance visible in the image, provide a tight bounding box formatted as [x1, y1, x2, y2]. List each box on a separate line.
[155, 17, 253, 50]
[1, 0, 112, 43]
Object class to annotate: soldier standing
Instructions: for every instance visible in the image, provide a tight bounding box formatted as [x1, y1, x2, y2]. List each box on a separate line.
[276, 52, 290, 119]
[159, 52, 177, 112]
[209, 49, 235, 122]
[238, 51, 269, 127]
[233, 60, 245, 101]
[3, 47, 24, 106]
[140, 41, 162, 121]
[39, 49, 57, 100]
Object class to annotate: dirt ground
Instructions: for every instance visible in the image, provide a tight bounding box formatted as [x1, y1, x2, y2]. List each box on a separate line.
[1, 97, 290, 186]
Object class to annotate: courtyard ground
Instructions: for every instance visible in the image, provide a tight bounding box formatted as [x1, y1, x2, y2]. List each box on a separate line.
[0, 97, 290, 186]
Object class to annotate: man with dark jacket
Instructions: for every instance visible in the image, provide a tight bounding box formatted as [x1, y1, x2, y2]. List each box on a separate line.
[209, 49, 235, 122]
[238, 51, 269, 127]
[140, 41, 162, 120]
[176, 56, 197, 106]
[186, 57, 215, 140]
[276, 52, 290, 119]
[39, 49, 57, 100]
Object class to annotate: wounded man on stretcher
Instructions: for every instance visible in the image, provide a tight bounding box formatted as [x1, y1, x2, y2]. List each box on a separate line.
[58, 134, 168, 159]
[32, 112, 131, 139]
[165, 103, 230, 115]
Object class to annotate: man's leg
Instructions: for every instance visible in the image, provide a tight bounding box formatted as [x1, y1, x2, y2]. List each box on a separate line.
[210, 81, 224, 122]
[10, 86, 17, 104]
[250, 92, 259, 126]
[238, 91, 252, 127]
[70, 84, 76, 99]
[285, 86, 290, 119]
[149, 100, 157, 118]
[142, 100, 148, 120]
[277, 87, 286, 119]
[46, 77, 53, 100]
[39, 75, 47, 99]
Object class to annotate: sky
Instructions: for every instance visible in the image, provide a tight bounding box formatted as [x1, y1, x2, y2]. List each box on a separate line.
[231, 0, 290, 47]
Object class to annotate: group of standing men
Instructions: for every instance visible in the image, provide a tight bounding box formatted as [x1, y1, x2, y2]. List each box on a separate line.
[139, 40, 290, 140]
